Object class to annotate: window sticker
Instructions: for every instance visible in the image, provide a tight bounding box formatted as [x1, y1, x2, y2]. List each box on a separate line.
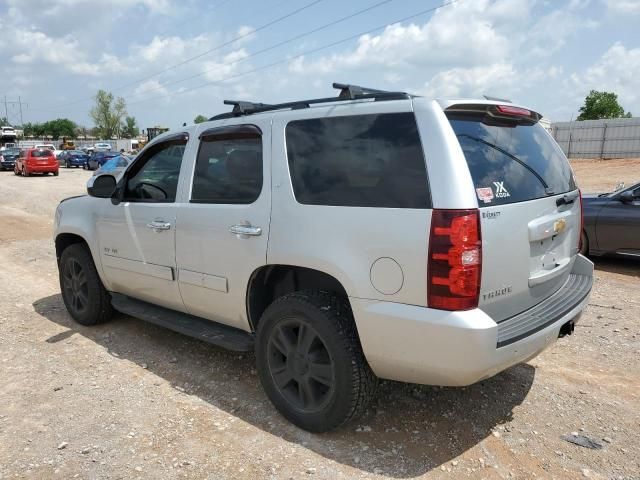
[476, 187, 494, 203]
[493, 181, 510, 198]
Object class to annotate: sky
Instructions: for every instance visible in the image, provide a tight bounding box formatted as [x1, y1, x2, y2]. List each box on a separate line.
[0, 0, 639, 130]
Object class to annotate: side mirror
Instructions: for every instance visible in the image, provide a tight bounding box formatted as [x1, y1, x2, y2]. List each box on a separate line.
[87, 174, 117, 198]
[619, 190, 634, 204]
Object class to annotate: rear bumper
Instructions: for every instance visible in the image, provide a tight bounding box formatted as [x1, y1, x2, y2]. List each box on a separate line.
[27, 165, 58, 173]
[352, 254, 594, 386]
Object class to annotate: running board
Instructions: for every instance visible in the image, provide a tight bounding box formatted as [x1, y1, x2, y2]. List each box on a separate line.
[110, 293, 254, 352]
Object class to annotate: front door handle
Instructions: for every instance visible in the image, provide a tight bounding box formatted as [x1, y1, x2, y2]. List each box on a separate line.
[146, 221, 171, 232]
[229, 225, 262, 236]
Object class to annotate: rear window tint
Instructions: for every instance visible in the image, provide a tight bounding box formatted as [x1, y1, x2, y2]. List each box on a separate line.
[31, 150, 52, 158]
[286, 113, 430, 208]
[448, 113, 576, 206]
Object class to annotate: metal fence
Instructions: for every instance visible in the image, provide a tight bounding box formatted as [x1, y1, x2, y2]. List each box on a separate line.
[551, 117, 640, 159]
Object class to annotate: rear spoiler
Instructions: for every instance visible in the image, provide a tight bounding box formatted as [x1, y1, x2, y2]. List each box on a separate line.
[445, 103, 542, 124]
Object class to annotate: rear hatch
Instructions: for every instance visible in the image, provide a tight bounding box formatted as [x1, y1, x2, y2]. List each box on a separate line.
[445, 103, 580, 322]
[30, 149, 56, 165]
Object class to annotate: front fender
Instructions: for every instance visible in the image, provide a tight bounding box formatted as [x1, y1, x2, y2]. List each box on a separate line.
[55, 196, 112, 290]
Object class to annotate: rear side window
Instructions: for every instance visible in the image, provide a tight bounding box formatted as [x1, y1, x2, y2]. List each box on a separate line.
[448, 112, 576, 206]
[286, 113, 430, 208]
[31, 149, 52, 158]
[191, 131, 262, 204]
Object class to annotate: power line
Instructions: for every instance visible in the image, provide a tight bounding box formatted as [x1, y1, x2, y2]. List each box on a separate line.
[34, 0, 325, 112]
[127, 0, 459, 108]
[126, 0, 396, 100]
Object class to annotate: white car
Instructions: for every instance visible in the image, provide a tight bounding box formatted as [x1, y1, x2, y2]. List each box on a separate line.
[94, 142, 112, 151]
[54, 82, 593, 432]
[35, 144, 56, 151]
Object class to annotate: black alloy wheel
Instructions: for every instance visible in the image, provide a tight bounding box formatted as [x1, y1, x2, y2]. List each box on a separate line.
[266, 318, 335, 413]
[61, 257, 89, 316]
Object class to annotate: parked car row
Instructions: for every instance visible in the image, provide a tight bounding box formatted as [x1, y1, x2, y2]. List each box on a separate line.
[1, 147, 132, 177]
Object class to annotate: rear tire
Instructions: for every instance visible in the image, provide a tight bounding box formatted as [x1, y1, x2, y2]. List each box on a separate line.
[66, 161, 70, 168]
[22, 167, 29, 177]
[53, 170, 59, 176]
[256, 291, 377, 432]
[59, 243, 113, 326]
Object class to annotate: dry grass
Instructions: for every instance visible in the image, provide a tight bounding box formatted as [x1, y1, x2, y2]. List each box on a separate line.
[570, 158, 640, 193]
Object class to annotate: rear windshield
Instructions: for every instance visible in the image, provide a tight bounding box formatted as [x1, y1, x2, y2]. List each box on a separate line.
[31, 149, 53, 158]
[286, 112, 431, 208]
[448, 112, 576, 206]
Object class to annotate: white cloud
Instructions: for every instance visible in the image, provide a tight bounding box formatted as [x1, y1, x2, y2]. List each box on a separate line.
[420, 64, 518, 99]
[289, 0, 523, 75]
[606, 0, 640, 14]
[201, 49, 250, 82]
[571, 42, 640, 108]
[134, 79, 168, 98]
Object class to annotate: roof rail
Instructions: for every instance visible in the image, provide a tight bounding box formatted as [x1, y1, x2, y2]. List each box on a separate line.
[208, 82, 412, 121]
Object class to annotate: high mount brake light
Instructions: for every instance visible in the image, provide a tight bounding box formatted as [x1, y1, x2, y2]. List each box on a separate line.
[495, 105, 531, 117]
[428, 209, 482, 311]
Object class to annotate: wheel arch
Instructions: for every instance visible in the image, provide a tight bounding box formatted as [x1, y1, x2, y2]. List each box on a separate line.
[55, 232, 89, 264]
[246, 264, 350, 331]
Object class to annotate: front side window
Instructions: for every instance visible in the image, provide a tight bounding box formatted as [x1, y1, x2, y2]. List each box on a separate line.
[191, 130, 263, 204]
[124, 140, 186, 202]
[285, 113, 430, 208]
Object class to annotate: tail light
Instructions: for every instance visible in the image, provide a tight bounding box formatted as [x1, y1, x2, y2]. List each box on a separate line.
[578, 190, 584, 252]
[428, 209, 482, 311]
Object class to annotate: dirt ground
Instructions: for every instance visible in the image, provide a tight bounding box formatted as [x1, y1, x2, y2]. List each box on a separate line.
[570, 158, 640, 193]
[0, 164, 638, 480]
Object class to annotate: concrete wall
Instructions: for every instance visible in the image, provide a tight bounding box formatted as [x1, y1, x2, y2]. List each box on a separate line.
[551, 117, 640, 159]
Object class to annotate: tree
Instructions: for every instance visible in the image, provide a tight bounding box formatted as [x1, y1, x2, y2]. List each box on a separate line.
[0, 117, 9, 127]
[122, 116, 140, 138]
[90, 89, 127, 139]
[577, 90, 632, 120]
[194, 114, 208, 124]
[42, 118, 77, 140]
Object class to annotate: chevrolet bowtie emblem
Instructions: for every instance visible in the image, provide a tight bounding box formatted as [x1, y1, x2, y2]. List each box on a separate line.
[553, 219, 567, 234]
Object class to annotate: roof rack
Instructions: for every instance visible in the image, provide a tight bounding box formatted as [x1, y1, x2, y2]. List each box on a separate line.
[209, 82, 412, 120]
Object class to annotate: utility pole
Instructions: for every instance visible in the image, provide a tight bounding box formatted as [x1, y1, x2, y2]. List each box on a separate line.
[3, 96, 7, 122]
[18, 96, 24, 125]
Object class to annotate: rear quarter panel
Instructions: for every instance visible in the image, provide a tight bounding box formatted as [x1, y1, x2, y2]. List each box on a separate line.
[268, 100, 432, 306]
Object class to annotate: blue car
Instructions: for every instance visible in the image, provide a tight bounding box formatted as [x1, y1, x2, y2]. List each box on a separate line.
[86, 151, 119, 171]
[59, 150, 89, 168]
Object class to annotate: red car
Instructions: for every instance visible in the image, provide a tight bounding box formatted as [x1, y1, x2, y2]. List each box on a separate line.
[14, 148, 59, 176]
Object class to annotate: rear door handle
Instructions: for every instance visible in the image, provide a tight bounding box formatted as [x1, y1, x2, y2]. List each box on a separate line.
[229, 225, 262, 236]
[146, 221, 171, 232]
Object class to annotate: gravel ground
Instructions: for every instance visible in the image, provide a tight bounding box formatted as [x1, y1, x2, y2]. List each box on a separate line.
[0, 166, 639, 480]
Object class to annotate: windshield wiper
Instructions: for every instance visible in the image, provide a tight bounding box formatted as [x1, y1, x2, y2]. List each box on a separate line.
[457, 134, 554, 195]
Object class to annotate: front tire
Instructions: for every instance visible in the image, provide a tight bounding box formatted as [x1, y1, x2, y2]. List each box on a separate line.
[256, 291, 377, 432]
[580, 230, 589, 256]
[59, 243, 113, 326]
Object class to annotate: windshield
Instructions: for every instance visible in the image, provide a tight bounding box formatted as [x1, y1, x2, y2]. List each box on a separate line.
[448, 112, 576, 206]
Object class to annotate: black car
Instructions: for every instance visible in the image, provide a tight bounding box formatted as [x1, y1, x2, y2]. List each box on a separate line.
[581, 182, 640, 257]
[86, 151, 119, 171]
[59, 150, 90, 168]
[0, 148, 20, 171]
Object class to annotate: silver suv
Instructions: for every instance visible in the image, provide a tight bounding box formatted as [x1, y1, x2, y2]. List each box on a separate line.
[54, 83, 593, 432]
